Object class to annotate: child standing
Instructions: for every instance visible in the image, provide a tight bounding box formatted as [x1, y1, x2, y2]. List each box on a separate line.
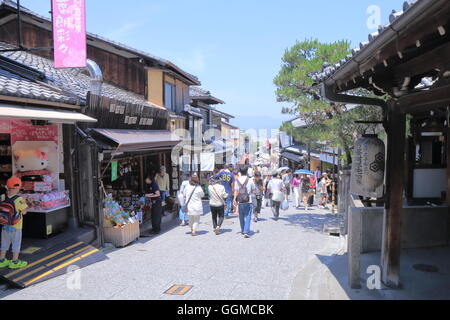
[0, 177, 28, 269]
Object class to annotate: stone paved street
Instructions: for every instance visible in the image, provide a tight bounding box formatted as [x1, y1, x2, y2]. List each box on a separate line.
[0, 199, 344, 300]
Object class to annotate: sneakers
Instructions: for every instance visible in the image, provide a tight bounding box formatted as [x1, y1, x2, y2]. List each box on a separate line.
[243, 234, 250, 239]
[214, 227, 221, 235]
[8, 260, 28, 269]
[0, 259, 10, 268]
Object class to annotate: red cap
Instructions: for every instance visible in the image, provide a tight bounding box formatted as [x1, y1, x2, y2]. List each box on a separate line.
[6, 177, 22, 189]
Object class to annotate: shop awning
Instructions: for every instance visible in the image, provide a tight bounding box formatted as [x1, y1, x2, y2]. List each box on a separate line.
[0, 104, 97, 124]
[280, 151, 302, 163]
[90, 128, 182, 153]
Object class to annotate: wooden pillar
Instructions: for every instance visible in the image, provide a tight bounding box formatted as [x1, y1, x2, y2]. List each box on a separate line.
[447, 127, 450, 207]
[381, 102, 406, 287]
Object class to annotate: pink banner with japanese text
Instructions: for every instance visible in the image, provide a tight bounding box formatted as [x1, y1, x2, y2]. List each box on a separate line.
[52, 0, 87, 69]
[11, 125, 58, 145]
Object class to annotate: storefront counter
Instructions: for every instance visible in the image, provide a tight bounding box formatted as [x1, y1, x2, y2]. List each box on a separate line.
[23, 206, 70, 239]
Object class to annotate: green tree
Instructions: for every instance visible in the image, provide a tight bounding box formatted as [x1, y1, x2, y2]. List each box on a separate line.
[274, 39, 382, 164]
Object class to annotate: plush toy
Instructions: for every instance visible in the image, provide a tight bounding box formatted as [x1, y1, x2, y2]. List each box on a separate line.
[13, 147, 49, 172]
[12, 148, 55, 189]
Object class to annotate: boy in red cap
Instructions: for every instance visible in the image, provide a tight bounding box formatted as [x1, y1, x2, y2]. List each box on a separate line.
[0, 177, 28, 269]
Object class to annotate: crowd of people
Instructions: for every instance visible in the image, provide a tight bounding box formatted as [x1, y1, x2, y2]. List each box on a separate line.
[176, 164, 337, 239]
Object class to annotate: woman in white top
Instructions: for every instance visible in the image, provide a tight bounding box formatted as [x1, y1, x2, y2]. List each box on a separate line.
[208, 177, 228, 235]
[177, 173, 190, 226]
[182, 174, 205, 236]
[267, 173, 286, 220]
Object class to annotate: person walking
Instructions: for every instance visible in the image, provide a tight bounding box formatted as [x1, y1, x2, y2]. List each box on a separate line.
[267, 172, 285, 221]
[233, 165, 256, 238]
[183, 174, 205, 236]
[155, 166, 170, 216]
[318, 175, 329, 209]
[263, 174, 271, 207]
[144, 175, 163, 234]
[208, 177, 228, 235]
[292, 174, 302, 209]
[177, 173, 190, 226]
[301, 174, 314, 211]
[253, 172, 264, 222]
[217, 165, 235, 219]
[282, 170, 292, 201]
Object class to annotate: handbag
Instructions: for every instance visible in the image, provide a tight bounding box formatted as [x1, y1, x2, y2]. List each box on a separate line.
[182, 186, 197, 214]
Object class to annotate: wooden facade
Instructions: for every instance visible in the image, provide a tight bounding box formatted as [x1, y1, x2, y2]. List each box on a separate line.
[0, 19, 147, 96]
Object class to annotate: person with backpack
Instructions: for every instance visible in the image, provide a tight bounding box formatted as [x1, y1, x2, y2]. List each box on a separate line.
[233, 165, 256, 238]
[183, 174, 205, 237]
[208, 177, 228, 235]
[0, 177, 28, 269]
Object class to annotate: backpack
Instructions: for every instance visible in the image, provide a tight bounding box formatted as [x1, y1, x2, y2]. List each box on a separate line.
[236, 178, 250, 204]
[0, 195, 21, 226]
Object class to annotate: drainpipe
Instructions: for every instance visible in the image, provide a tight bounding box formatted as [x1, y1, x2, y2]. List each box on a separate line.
[86, 59, 103, 96]
[79, 59, 104, 246]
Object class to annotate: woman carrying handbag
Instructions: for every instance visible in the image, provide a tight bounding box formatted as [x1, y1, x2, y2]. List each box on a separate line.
[182, 175, 205, 236]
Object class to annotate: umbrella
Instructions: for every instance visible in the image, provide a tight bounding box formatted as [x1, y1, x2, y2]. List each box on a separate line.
[294, 169, 313, 175]
[276, 167, 290, 173]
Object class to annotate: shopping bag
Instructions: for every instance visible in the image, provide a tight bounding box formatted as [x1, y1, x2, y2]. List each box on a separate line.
[281, 200, 289, 211]
[179, 207, 188, 221]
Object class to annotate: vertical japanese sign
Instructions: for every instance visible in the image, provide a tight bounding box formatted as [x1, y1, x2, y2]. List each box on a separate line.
[111, 161, 118, 182]
[52, 0, 87, 69]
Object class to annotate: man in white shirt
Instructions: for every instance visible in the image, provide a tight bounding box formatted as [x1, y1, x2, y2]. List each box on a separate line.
[233, 165, 256, 238]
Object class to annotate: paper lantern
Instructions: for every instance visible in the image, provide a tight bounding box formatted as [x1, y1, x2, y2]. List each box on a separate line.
[350, 135, 385, 198]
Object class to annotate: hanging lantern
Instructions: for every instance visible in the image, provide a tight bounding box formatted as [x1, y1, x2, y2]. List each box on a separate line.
[350, 134, 385, 198]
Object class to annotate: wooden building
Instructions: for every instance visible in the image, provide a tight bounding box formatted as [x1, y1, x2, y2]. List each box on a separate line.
[313, 0, 450, 288]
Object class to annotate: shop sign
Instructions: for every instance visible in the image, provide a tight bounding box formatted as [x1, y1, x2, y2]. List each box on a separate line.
[0, 119, 32, 134]
[111, 161, 118, 182]
[52, 0, 87, 69]
[11, 125, 58, 145]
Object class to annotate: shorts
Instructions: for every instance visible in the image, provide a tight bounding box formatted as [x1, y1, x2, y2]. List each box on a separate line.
[1, 227, 22, 254]
[321, 193, 328, 197]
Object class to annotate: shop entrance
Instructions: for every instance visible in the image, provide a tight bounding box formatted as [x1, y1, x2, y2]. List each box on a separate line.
[0, 117, 106, 288]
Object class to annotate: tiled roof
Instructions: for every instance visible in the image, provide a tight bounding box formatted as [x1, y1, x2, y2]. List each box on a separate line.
[0, 67, 79, 105]
[311, 0, 421, 83]
[190, 86, 225, 104]
[0, 42, 165, 109]
[0, 0, 200, 85]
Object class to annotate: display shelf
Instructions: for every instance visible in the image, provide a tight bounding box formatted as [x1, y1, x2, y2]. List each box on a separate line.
[27, 204, 71, 214]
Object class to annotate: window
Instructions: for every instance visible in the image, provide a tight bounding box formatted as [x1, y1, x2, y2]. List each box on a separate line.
[164, 82, 176, 111]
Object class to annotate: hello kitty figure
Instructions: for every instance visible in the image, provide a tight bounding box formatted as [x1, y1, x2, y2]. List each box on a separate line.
[13, 147, 54, 190]
[14, 147, 50, 172]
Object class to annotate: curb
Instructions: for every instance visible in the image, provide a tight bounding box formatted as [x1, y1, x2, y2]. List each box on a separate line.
[288, 235, 347, 300]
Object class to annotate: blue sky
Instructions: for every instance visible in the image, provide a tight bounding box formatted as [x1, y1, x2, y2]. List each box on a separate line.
[22, 0, 400, 130]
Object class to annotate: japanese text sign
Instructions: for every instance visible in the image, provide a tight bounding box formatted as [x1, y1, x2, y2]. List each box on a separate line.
[11, 125, 58, 145]
[52, 0, 87, 69]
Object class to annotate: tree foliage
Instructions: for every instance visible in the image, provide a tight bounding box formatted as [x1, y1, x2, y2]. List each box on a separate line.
[274, 39, 382, 164]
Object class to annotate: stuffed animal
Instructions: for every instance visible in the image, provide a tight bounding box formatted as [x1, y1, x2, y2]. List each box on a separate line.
[14, 147, 50, 172]
[13, 148, 55, 189]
